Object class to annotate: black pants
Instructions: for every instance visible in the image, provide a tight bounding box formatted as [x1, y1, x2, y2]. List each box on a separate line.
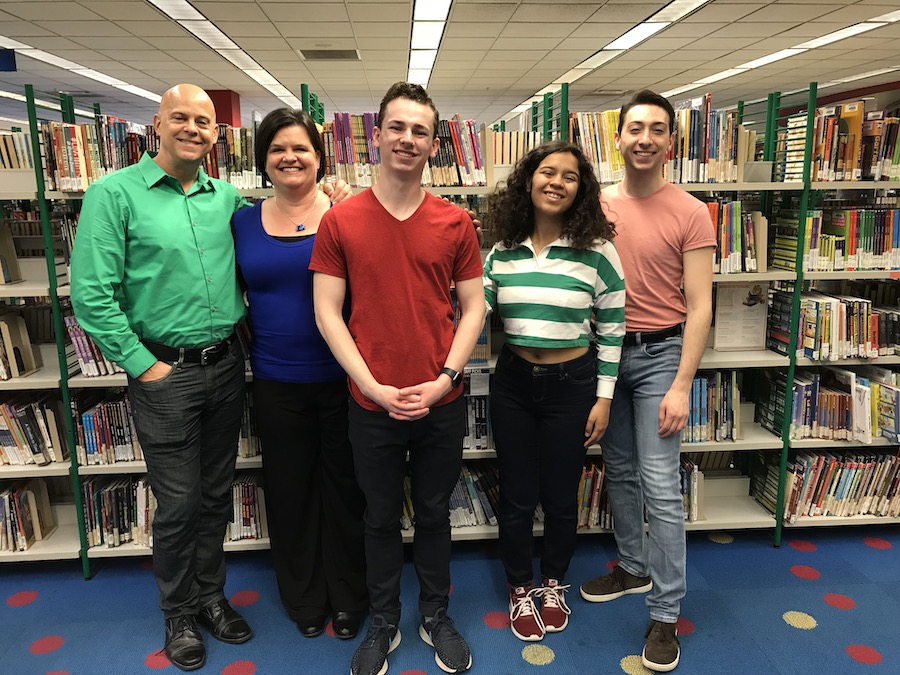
[490, 346, 597, 586]
[349, 396, 465, 625]
[254, 378, 368, 622]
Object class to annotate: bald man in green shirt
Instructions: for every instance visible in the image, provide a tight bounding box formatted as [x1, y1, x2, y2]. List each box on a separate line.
[72, 84, 257, 671]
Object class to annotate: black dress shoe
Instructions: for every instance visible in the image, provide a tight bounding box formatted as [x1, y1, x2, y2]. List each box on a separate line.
[332, 611, 365, 640]
[296, 614, 327, 638]
[198, 598, 252, 644]
[165, 615, 206, 672]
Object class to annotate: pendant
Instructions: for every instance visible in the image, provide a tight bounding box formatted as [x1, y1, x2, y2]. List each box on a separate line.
[296, 224, 305, 232]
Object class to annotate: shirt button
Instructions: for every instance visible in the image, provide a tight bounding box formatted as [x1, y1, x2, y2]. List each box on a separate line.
[199, 249, 204, 254]
[207, 277, 212, 282]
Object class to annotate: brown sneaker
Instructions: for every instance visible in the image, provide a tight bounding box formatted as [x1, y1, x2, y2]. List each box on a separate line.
[538, 578, 571, 633]
[579, 564, 652, 603]
[508, 584, 544, 642]
[642, 620, 680, 672]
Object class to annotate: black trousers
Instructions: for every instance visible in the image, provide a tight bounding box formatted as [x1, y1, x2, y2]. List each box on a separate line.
[349, 396, 465, 625]
[490, 346, 597, 585]
[254, 378, 368, 622]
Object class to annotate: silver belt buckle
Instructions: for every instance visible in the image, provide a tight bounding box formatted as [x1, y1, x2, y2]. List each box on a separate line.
[200, 343, 219, 365]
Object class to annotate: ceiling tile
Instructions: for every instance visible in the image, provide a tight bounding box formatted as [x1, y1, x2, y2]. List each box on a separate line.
[347, 3, 409, 22]
[260, 3, 349, 22]
[1, 2, 102, 21]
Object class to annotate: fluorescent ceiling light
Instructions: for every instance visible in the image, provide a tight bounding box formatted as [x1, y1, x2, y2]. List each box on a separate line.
[407, 68, 431, 85]
[794, 23, 885, 49]
[651, 0, 713, 23]
[262, 83, 294, 98]
[737, 49, 806, 70]
[870, 9, 900, 23]
[146, 0, 204, 21]
[577, 50, 623, 69]
[217, 50, 260, 70]
[244, 69, 280, 86]
[409, 49, 437, 70]
[278, 96, 303, 108]
[659, 83, 703, 98]
[178, 20, 240, 50]
[554, 68, 593, 84]
[834, 66, 900, 83]
[694, 68, 748, 85]
[605, 22, 670, 50]
[511, 104, 530, 114]
[0, 116, 29, 126]
[113, 84, 162, 103]
[18, 50, 81, 70]
[414, 0, 452, 22]
[72, 69, 127, 87]
[0, 36, 29, 49]
[411, 21, 445, 50]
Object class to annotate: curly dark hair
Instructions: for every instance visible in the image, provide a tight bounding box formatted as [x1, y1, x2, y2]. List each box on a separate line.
[489, 140, 614, 250]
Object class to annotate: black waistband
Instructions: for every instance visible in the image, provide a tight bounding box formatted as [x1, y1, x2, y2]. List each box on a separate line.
[500, 345, 595, 373]
[142, 335, 234, 366]
[623, 324, 683, 346]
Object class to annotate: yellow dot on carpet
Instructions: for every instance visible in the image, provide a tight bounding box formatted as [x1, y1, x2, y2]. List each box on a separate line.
[707, 532, 734, 544]
[620, 654, 652, 674]
[521, 644, 555, 665]
[783, 611, 817, 629]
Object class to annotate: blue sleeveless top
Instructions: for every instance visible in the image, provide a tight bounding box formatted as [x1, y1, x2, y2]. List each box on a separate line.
[233, 200, 344, 383]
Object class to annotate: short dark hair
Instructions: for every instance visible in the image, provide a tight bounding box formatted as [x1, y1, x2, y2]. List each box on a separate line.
[489, 140, 614, 250]
[255, 108, 326, 183]
[377, 82, 440, 138]
[618, 89, 676, 134]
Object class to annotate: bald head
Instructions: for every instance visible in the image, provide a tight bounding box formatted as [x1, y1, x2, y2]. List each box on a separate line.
[152, 83, 217, 181]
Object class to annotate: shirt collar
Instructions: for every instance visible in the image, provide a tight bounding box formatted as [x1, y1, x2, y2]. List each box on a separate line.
[138, 151, 215, 193]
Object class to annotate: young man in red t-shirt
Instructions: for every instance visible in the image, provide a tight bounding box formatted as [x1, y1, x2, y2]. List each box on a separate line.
[311, 82, 484, 675]
[579, 90, 715, 672]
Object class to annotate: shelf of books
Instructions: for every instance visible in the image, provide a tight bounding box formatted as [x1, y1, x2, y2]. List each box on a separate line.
[0, 502, 81, 562]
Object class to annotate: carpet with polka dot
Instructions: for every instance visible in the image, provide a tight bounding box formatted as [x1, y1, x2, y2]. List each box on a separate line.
[2, 526, 898, 674]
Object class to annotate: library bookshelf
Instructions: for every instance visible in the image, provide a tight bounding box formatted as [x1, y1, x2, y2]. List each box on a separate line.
[3, 80, 900, 576]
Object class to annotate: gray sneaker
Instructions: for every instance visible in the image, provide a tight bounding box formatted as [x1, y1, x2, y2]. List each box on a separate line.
[642, 620, 680, 672]
[350, 615, 400, 675]
[580, 564, 652, 602]
[419, 608, 472, 673]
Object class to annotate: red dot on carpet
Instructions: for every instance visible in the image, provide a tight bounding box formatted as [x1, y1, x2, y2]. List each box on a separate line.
[863, 537, 891, 550]
[676, 617, 695, 635]
[30, 636, 64, 655]
[846, 644, 882, 664]
[221, 660, 256, 675]
[605, 559, 619, 572]
[45, 671, 70, 675]
[449, 584, 454, 595]
[790, 565, 821, 580]
[144, 650, 171, 669]
[7, 590, 38, 607]
[824, 593, 856, 610]
[483, 610, 510, 629]
[789, 540, 816, 552]
[140, 560, 154, 570]
[325, 622, 336, 638]
[230, 590, 259, 606]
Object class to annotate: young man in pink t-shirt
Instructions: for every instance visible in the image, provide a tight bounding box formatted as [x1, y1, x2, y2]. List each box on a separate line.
[311, 82, 484, 675]
[579, 90, 715, 672]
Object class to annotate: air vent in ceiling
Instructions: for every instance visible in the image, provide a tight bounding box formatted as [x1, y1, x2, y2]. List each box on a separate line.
[298, 49, 360, 61]
[591, 89, 631, 96]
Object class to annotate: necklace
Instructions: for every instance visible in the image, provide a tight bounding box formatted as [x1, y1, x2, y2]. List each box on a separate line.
[273, 196, 316, 232]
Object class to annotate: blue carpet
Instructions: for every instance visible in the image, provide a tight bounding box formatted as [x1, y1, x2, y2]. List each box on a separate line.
[1, 527, 898, 674]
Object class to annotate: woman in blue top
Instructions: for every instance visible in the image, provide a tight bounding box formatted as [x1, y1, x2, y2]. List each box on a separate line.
[233, 109, 367, 640]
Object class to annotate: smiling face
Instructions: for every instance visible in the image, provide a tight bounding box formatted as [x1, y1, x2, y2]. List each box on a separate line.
[529, 151, 580, 221]
[265, 124, 321, 194]
[373, 97, 439, 178]
[153, 84, 216, 174]
[615, 103, 673, 176]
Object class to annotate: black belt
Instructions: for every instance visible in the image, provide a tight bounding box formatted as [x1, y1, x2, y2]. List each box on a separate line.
[142, 335, 233, 366]
[623, 324, 683, 346]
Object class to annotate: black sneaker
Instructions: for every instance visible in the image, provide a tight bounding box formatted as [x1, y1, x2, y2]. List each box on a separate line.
[350, 615, 400, 675]
[580, 564, 652, 603]
[419, 608, 472, 673]
[642, 619, 680, 672]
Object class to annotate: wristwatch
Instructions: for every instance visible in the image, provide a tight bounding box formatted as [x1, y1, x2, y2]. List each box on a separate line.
[440, 367, 463, 387]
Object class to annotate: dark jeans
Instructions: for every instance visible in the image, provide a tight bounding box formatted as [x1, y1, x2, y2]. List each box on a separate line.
[127, 338, 246, 619]
[349, 395, 465, 625]
[254, 377, 367, 622]
[490, 346, 597, 585]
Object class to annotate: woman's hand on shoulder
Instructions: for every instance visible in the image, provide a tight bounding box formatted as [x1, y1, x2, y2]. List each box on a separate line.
[322, 179, 353, 204]
[440, 197, 483, 245]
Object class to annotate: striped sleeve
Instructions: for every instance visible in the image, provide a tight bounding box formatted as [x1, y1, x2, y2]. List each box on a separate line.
[482, 244, 499, 314]
[593, 239, 626, 398]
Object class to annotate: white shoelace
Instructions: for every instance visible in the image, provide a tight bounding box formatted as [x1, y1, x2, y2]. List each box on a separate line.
[510, 586, 545, 628]
[538, 582, 572, 615]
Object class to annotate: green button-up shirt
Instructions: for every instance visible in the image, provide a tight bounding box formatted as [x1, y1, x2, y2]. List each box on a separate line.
[70, 152, 248, 377]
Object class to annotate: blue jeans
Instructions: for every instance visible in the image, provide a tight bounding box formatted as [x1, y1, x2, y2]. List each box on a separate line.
[603, 336, 685, 623]
[348, 396, 465, 625]
[491, 346, 596, 585]
[127, 338, 246, 619]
